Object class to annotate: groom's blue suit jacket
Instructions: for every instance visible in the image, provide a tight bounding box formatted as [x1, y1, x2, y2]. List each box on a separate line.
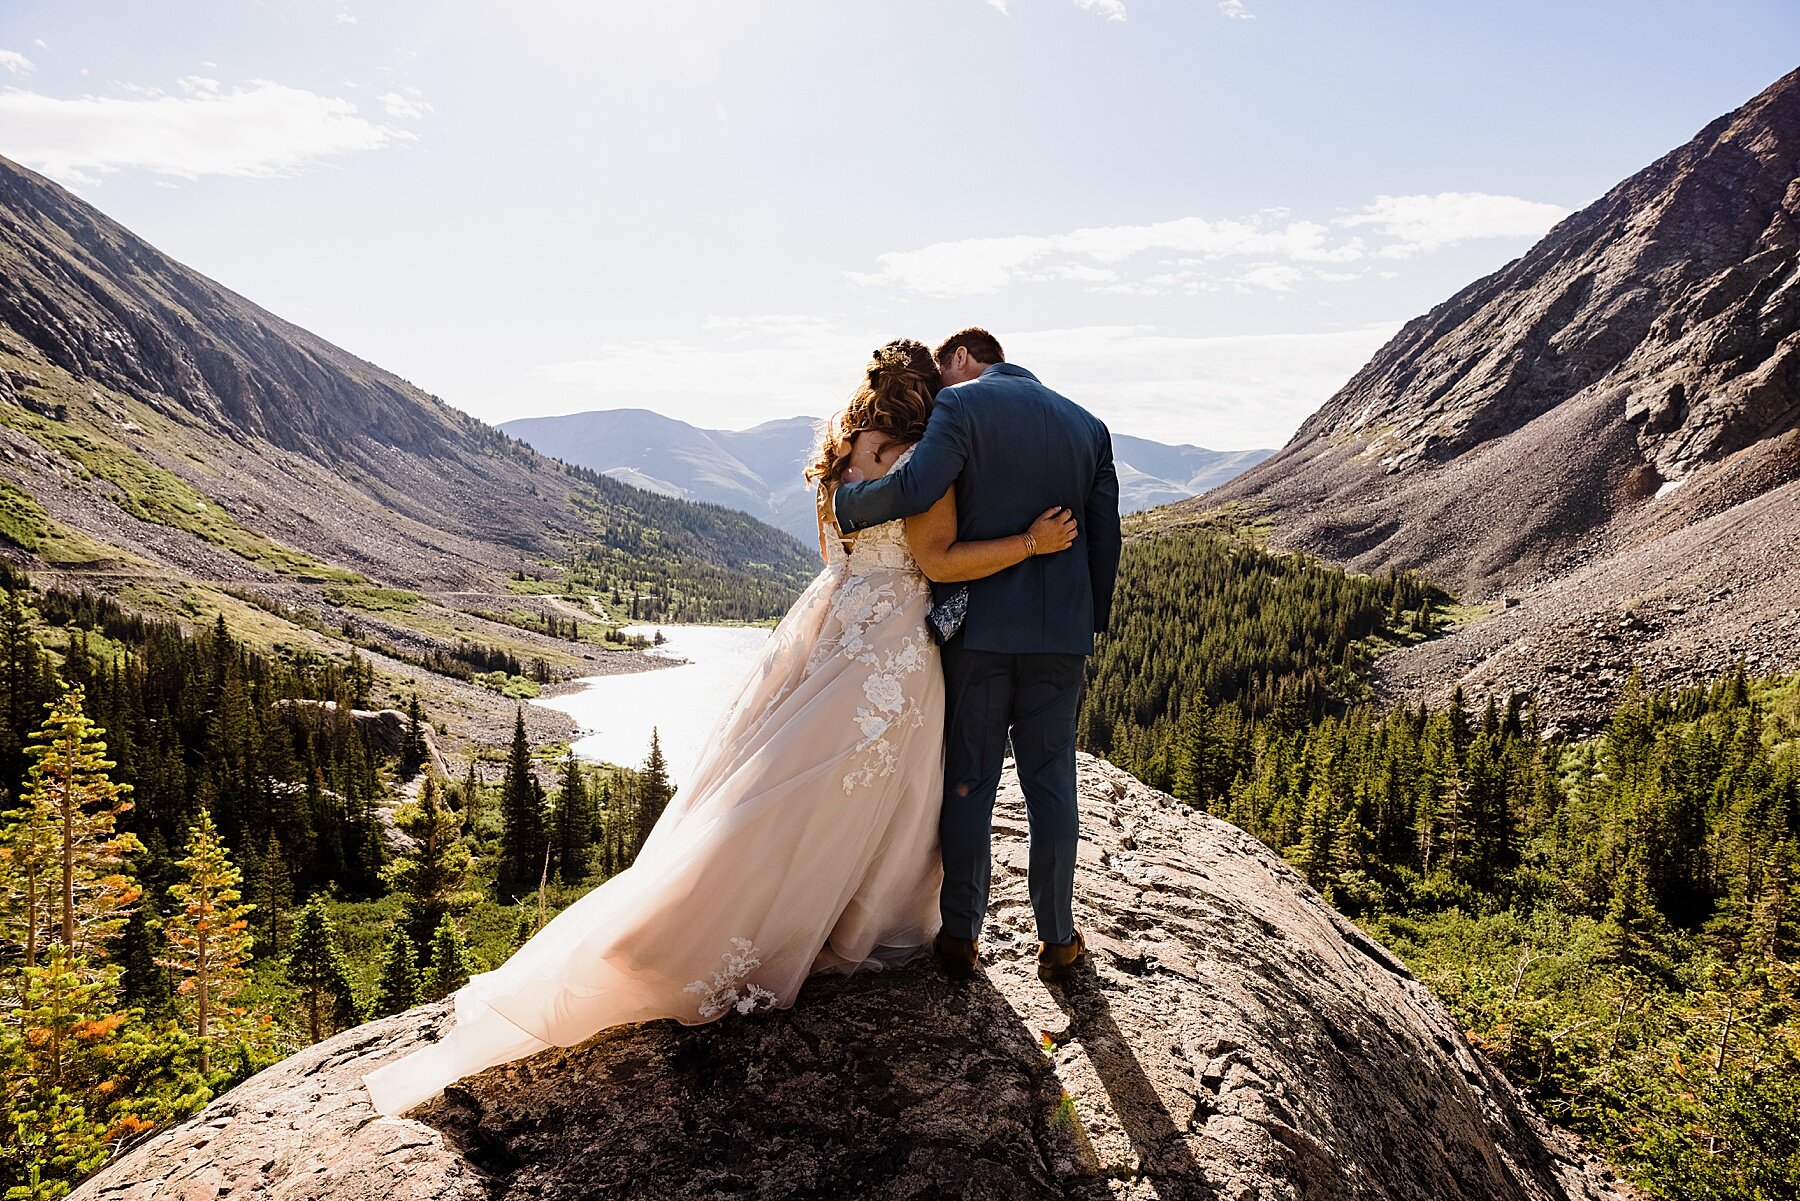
[833, 363, 1122, 657]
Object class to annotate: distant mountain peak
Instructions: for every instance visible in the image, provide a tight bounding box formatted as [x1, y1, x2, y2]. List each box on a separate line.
[503, 410, 1271, 540]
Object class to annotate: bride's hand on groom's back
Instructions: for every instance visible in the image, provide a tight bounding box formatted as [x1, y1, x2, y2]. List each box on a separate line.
[1029, 507, 1079, 555]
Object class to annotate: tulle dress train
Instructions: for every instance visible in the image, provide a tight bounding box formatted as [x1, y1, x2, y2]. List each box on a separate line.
[362, 489, 945, 1116]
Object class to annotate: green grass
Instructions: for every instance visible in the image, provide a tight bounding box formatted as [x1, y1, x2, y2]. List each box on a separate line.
[323, 585, 423, 613]
[504, 575, 568, 596]
[1438, 600, 1499, 629]
[0, 475, 150, 567]
[0, 361, 361, 582]
[1128, 500, 1276, 547]
[116, 580, 334, 654]
[388, 606, 596, 671]
[0, 476, 47, 551]
[472, 670, 541, 698]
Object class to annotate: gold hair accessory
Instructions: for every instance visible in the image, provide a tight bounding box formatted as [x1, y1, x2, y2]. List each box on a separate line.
[871, 344, 913, 374]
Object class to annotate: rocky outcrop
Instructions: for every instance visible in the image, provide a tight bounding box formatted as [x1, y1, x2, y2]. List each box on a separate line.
[72, 756, 1633, 1201]
[1202, 67, 1800, 721]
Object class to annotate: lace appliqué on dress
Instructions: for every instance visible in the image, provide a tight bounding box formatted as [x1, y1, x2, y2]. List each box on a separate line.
[684, 937, 778, 1019]
[843, 633, 930, 794]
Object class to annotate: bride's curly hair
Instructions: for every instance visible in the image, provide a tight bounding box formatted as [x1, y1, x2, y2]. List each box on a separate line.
[805, 339, 942, 487]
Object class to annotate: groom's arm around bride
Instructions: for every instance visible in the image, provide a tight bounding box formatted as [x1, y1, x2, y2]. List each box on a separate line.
[832, 331, 1121, 653]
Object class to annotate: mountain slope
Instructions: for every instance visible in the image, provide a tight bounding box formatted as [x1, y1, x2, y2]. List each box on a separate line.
[1204, 67, 1800, 722]
[0, 155, 813, 740]
[503, 408, 1270, 541]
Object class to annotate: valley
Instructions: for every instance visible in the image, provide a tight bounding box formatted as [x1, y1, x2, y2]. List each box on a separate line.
[0, 153, 814, 753]
[1, 55, 1798, 1201]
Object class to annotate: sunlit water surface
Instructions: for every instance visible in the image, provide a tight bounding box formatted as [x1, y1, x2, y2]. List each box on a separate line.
[532, 624, 773, 785]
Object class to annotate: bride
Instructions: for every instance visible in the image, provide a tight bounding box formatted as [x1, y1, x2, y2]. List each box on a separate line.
[362, 339, 1078, 1116]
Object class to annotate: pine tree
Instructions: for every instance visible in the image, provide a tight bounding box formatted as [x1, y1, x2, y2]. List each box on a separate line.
[158, 810, 256, 1076]
[459, 757, 482, 834]
[497, 709, 546, 893]
[594, 777, 618, 877]
[633, 730, 674, 860]
[400, 694, 428, 779]
[249, 833, 293, 956]
[1287, 776, 1338, 894]
[0, 586, 47, 785]
[373, 927, 420, 1016]
[14, 945, 114, 1089]
[285, 897, 359, 1043]
[383, 773, 475, 952]
[117, 898, 168, 1008]
[422, 915, 475, 1001]
[553, 752, 592, 884]
[1, 686, 143, 975]
[0, 1078, 111, 1201]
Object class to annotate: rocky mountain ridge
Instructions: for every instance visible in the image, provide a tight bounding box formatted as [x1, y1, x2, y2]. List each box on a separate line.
[502, 408, 1270, 542]
[1204, 66, 1800, 724]
[71, 756, 1633, 1201]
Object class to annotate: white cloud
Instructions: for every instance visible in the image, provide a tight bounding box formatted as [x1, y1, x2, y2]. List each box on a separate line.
[532, 318, 1398, 448]
[1336, 192, 1570, 257]
[1012, 323, 1398, 446]
[1218, 0, 1254, 17]
[983, 0, 1122, 13]
[853, 193, 1566, 298]
[1229, 263, 1305, 293]
[0, 80, 412, 183]
[0, 49, 35, 74]
[850, 213, 1361, 298]
[379, 87, 432, 120]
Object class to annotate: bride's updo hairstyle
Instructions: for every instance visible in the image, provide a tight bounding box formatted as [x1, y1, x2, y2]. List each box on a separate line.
[806, 339, 943, 486]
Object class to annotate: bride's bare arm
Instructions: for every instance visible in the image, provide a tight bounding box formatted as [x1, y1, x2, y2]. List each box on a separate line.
[904, 488, 1078, 584]
[815, 430, 859, 564]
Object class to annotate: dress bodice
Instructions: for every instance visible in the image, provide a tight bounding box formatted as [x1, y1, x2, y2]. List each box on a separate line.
[820, 447, 925, 579]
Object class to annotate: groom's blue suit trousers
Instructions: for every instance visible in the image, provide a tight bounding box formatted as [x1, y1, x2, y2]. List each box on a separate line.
[938, 645, 1086, 946]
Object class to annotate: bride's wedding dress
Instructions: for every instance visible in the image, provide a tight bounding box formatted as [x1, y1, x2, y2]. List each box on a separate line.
[362, 469, 945, 1117]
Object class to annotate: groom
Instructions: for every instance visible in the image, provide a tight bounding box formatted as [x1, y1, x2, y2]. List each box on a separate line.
[833, 327, 1121, 982]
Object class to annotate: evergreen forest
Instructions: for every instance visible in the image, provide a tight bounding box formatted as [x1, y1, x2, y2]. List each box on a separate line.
[0, 568, 676, 1199]
[1081, 518, 1799, 1200]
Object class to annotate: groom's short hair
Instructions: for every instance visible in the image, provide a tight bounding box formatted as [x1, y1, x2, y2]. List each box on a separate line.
[935, 327, 1005, 366]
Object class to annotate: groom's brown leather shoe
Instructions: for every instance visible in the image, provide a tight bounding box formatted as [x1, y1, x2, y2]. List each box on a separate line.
[1037, 929, 1087, 984]
[933, 931, 980, 979]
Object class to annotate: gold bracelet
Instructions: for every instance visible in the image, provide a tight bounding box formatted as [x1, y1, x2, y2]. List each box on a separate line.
[1022, 532, 1037, 557]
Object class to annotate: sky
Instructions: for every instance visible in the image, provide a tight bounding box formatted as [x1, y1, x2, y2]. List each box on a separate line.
[0, 2, 1795, 450]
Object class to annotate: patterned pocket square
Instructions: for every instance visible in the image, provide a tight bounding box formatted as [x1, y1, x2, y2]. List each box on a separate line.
[927, 586, 968, 645]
